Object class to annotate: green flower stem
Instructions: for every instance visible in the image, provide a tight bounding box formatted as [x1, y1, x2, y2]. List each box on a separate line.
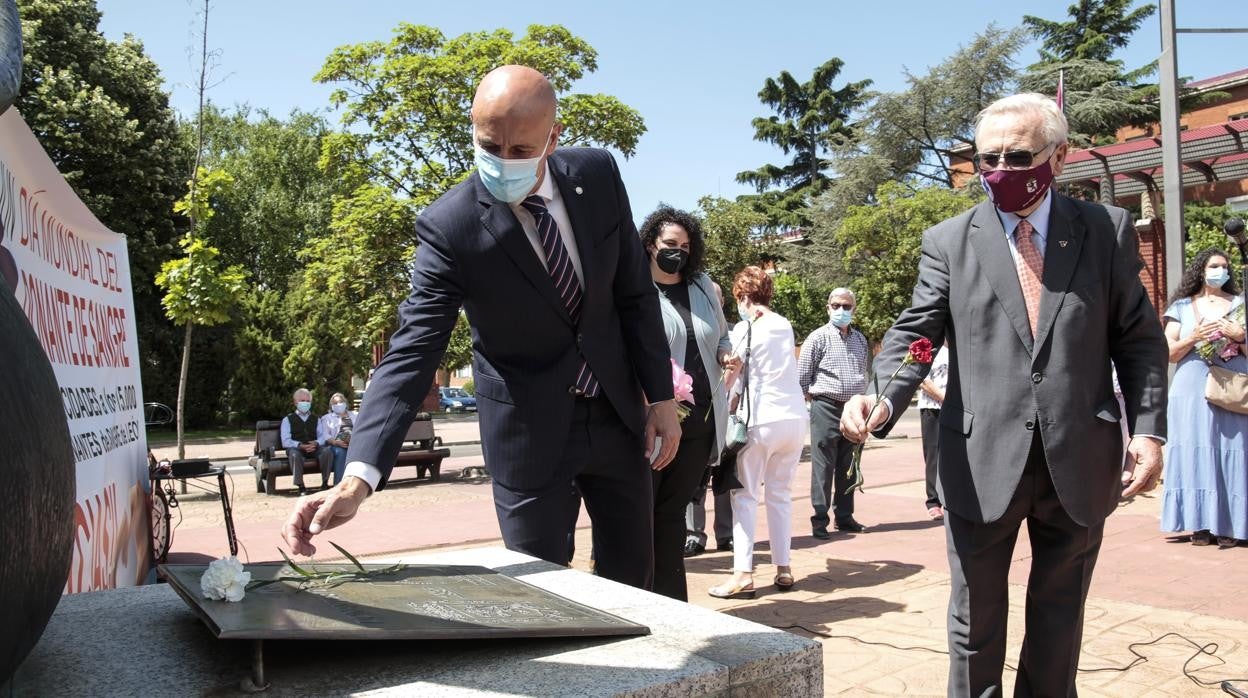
[846, 356, 916, 494]
[247, 546, 410, 592]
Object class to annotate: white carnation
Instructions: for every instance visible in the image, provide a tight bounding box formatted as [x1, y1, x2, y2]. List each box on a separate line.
[201, 555, 252, 602]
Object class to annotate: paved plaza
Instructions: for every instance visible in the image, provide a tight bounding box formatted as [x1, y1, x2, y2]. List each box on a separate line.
[153, 419, 1248, 696]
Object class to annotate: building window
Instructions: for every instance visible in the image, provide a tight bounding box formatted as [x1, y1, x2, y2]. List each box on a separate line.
[1230, 112, 1248, 122]
[1227, 194, 1248, 213]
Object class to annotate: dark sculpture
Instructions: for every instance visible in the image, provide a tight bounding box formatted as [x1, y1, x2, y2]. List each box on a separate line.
[0, 0, 19, 115]
[0, 0, 19, 290]
[0, 278, 76, 682]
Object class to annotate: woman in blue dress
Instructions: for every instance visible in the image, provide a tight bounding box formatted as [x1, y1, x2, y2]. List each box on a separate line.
[1161, 248, 1248, 549]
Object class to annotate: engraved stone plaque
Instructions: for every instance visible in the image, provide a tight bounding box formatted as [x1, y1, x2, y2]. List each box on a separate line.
[160, 563, 649, 640]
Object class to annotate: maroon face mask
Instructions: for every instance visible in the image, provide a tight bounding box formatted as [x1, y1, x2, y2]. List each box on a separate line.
[980, 159, 1054, 213]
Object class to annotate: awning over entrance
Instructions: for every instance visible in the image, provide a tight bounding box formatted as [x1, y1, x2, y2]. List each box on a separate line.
[1057, 119, 1248, 199]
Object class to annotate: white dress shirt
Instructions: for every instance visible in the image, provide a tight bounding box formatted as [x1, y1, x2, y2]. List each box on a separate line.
[509, 166, 584, 284]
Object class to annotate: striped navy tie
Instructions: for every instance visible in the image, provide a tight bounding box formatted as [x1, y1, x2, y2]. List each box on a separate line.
[521, 195, 599, 397]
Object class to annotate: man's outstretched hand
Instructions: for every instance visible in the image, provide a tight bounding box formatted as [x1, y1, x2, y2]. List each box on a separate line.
[839, 394, 891, 444]
[281, 476, 370, 556]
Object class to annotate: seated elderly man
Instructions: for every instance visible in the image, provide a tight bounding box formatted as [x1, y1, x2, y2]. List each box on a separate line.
[280, 388, 331, 495]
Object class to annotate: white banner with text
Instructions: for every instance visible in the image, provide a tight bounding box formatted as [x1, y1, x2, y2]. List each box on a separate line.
[0, 108, 149, 592]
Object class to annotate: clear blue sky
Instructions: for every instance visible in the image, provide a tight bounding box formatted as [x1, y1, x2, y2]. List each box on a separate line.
[96, 1, 1242, 220]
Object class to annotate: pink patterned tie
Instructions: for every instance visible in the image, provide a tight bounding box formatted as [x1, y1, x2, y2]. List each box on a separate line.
[1014, 219, 1044, 337]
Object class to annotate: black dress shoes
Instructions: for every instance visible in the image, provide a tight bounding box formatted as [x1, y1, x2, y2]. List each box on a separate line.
[716, 538, 733, 551]
[812, 526, 831, 540]
[835, 518, 867, 533]
[683, 540, 705, 557]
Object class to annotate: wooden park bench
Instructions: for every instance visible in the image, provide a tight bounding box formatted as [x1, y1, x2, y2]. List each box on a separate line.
[384, 414, 452, 487]
[248, 419, 328, 495]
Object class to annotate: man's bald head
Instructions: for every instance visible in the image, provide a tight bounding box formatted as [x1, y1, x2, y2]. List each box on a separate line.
[472, 65, 557, 128]
[470, 65, 562, 199]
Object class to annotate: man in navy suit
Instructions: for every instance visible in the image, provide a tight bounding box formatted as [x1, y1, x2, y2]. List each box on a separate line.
[282, 65, 680, 589]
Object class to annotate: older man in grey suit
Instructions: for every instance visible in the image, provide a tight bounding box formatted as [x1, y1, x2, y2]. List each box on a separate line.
[842, 93, 1168, 696]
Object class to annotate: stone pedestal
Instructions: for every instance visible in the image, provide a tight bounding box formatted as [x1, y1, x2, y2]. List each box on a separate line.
[12, 547, 822, 696]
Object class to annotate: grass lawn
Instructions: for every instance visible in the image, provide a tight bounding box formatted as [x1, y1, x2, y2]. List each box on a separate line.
[146, 426, 253, 446]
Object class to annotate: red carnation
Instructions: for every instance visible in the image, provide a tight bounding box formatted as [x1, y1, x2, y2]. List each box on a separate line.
[907, 338, 933, 365]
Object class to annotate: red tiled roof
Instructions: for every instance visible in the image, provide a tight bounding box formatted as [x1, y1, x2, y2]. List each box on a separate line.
[1187, 67, 1248, 90]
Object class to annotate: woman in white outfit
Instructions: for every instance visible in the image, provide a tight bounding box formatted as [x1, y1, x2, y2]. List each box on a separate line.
[709, 266, 808, 599]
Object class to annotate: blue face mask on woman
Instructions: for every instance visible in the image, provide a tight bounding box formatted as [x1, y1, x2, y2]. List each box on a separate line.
[1207, 268, 1231, 288]
[473, 125, 555, 203]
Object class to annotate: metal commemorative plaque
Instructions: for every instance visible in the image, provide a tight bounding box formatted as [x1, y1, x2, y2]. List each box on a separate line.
[159, 563, 649, 641]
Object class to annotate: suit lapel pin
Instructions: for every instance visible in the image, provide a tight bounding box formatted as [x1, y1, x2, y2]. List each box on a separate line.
[575, 186, 583, 195]
[1058, 240, 1068, 248]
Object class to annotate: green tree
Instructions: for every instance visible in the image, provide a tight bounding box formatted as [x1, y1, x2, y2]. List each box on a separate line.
[1024, 0, 1155, 63]
[835, 182, 980, 342]
[196, 106, 341, 288]
[229, 289, 292, 423]
[697, 195, 780, 317]
[441, 313, 474, 376]
[155, 168, 248, 455]
[186, 105, 346, 418]
[793, 25, 1021, 286]
[1019, 1, 1222, 146]
[297, 183, 417, 372]
[736, 58, 871, 230]
[1019, 60, 1155, 146]
[316, 23, 646, 207]
[769, 273, 831, 344]
[862, 25, 1027, 189]
[1020, 0, 1157, 145]
[1182, 201, 1241, 271]
[16, 0, 191, 410]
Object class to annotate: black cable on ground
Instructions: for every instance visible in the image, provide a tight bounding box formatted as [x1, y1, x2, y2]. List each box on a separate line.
[224, 469, 251, 563]
[773, 625, 1248, 690]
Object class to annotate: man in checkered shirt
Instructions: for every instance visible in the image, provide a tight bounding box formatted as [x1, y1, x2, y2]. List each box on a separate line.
[798, 288, 870, 538]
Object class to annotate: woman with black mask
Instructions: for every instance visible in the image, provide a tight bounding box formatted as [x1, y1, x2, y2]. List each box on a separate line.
[639, 205, 736, 600]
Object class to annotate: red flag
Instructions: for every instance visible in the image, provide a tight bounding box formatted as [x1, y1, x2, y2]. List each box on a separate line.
[1056, 69, 1065, 112]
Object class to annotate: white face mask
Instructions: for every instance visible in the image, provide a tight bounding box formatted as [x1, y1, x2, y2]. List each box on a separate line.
[737, 301, 751, 322]
[331, 403, 347, 415]
[473, 125, 555, 204]
[1206, 268, 1231, 288]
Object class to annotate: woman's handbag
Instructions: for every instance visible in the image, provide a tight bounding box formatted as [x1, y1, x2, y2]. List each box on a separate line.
[713, 322, 752, 494]
[723, 415, 748, 454]
[721, 320, 752, 454]
[712, 448, 744, 495]
[1205, 363, 1248, 414]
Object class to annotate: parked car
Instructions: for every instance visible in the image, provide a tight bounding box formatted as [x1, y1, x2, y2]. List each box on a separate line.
[438, 386, 477, 413]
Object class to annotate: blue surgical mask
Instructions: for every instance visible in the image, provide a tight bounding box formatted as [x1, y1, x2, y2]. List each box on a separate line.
[829, 308, 853, 328]
[331, 403, 347, 415]
[737, 301, 751, 322]
[296, 400, 311, 413]
[473, 126, 555, 204]
[1207, 269, 1230, 288]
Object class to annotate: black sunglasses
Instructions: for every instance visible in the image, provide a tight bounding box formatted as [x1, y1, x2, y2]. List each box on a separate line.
[828, 302, 854, 310]
[972, 146, 1050, 171]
